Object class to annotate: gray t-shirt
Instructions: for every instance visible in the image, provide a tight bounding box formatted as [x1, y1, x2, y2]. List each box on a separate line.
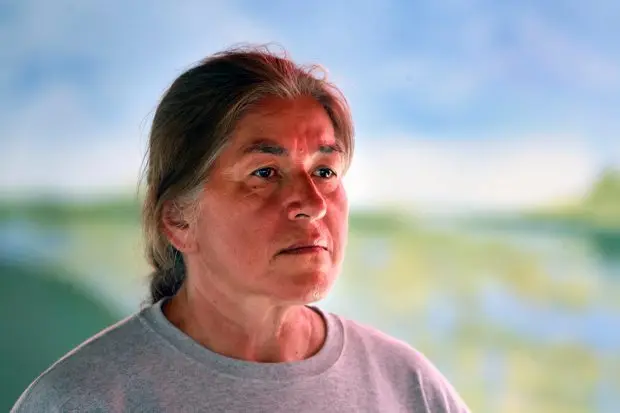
[12, 298, 470, 412]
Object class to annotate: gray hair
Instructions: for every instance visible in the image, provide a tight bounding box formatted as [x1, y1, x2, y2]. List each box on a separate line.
[140, 45, 355, 304]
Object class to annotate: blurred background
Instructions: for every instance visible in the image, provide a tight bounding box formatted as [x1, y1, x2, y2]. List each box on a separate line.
[1, 1, 619, 412]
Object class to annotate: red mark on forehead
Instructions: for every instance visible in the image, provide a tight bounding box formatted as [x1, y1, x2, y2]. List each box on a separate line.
[240, 138, 344, 158]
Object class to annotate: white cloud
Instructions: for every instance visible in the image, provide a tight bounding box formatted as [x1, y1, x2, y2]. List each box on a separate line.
[2, 129, 145, 198]
[0, 0, 615, 211]
[375, 56, 488, 108]
[0, 0, 280, 198]
[344, 135, 599, 211]
[368, 8, 620, 111]
[516, 13, 620, 91]
[4, 129, 599, 212]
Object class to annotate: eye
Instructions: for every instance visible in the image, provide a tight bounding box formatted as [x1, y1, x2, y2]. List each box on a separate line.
[251, 167, 277, 179]
[314, 167, 337, 179]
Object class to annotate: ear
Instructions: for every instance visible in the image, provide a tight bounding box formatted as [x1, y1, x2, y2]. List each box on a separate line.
[161, 201, 198, 253]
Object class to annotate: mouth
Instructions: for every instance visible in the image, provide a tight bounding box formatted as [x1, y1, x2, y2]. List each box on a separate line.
[278, 242, 329, 255]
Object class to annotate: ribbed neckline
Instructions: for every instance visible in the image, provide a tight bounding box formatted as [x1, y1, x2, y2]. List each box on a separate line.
[139, 297, 345, 382]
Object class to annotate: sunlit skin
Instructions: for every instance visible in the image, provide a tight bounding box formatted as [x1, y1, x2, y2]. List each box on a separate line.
[161, 96, 349, 363]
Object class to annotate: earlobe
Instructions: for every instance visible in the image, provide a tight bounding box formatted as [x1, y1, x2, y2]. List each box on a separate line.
[161, 201, 197, 253]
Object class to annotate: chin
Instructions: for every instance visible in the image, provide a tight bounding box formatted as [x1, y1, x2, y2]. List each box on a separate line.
[276, 268, 337, 304]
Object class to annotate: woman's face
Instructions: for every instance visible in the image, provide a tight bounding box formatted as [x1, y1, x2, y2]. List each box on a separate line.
[190, 96, 349, 305]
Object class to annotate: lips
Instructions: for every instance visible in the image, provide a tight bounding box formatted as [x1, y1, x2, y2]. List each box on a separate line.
[278, 240, 329, 254]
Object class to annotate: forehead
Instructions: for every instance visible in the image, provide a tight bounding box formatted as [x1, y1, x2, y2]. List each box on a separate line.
[230, 96, 337, 150]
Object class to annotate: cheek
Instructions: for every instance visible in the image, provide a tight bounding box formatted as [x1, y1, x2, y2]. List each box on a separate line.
[326, 186, 349, 244]
[195, 208, 274, 271]
[329, 183, 349, 216]
[213, 187, 282, 245]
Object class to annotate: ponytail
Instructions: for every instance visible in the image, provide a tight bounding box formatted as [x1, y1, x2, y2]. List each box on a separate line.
[148, 246, 186, 304]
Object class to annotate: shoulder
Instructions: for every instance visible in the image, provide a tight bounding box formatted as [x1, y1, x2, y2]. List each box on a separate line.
[11, 310, 152, 412]
[335, 314, 471, 413]
[337, 314, 430, 370]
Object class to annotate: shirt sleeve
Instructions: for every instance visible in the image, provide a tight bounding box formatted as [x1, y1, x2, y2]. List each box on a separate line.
[10, 374, 66, 413]
[412, 353, 471, 413]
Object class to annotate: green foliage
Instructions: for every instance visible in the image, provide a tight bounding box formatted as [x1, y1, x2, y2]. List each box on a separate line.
[525, 167, 620, 230]
[0, 197, 141, 225]
[0, 261, 120, 411]
[348, 209, 414, 233]
[582, 167, 620, 226]
[2, 190, 619, 413]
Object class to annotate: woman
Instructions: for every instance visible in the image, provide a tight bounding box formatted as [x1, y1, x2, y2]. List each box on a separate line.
[12, 46, 470, 412]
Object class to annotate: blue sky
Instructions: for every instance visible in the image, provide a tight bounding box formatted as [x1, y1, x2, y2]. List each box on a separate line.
[1, 0, 619, 210]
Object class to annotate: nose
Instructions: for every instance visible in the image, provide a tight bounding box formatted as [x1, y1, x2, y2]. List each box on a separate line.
[285, 172, 327, 222]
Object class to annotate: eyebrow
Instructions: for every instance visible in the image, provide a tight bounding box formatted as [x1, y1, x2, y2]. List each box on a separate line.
[240, 139, 345, 157]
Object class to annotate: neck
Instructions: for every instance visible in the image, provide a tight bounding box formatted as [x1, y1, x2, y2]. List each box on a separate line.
[162, 283, 326, 363]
